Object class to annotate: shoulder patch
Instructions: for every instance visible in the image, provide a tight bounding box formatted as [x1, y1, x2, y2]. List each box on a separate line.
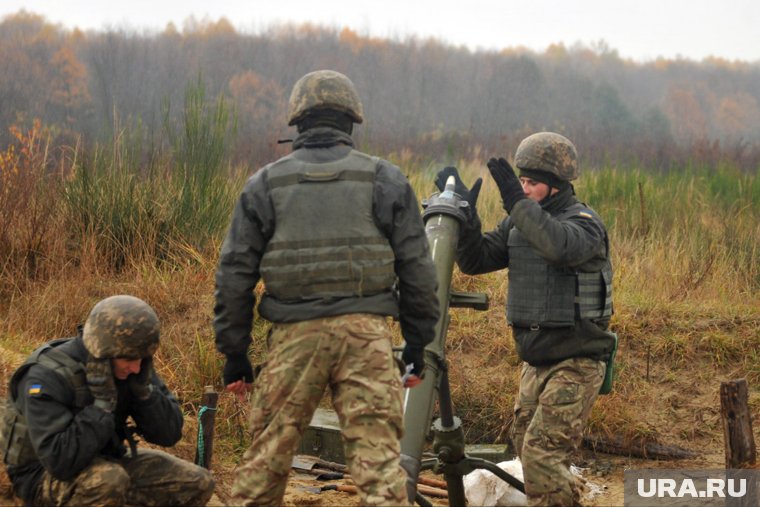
[578, 211, 593, 219]
[28, 384, 43, 396]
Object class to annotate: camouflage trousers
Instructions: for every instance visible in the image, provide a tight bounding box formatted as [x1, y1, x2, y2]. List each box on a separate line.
[511, 357, 605, 507]
[231, 313, 409, 507]
[35, 448, 215, 506]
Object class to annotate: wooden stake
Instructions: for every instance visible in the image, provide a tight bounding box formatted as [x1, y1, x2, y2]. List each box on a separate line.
[721, 379, 756, 469]
[195, 385, 219, 470]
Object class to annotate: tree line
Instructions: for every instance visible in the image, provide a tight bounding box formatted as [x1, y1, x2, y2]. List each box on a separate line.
[1, 11, 760, 170]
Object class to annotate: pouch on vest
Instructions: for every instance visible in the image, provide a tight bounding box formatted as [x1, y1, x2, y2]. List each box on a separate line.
[0, 398, 16, 463]
[0, 397, 34, 466]
[599, 332, 618, 395]
[2, 339, 89, 466]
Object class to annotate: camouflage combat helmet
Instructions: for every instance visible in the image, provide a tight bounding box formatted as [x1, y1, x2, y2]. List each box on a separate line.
[514, 132, 579, 181]
[287, 70, 364, 126]
[82, 295, 160, 359]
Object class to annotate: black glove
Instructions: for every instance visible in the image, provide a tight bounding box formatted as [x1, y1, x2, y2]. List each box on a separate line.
[86, 357, 118, 413]
[127, 356, 154, 401]
[401, 346, 425, 377]
[223, 353, 254, 386]
[486, 157, 526, 213]
[434, 166, 483, 210]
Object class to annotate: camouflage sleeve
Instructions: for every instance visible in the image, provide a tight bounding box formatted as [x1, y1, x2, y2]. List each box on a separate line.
[455, 213, 511, 275]
[508, 198, 607, 267]
[374, 161, 439, 349]
[19, 367, 115, 481]
[129, 372, 183, 447]
[213, 170, 274, 356]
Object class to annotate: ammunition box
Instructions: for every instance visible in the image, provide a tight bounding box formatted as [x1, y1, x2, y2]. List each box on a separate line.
[298, 408, 345, 463]
[298, 408, 513, 466]
[464, 444, 512, 462]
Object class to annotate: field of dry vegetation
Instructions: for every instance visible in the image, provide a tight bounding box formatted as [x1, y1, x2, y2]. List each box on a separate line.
[1, 118, 759, 504]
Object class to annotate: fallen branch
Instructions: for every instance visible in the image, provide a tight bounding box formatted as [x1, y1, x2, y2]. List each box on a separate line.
[417, 484, 448, 499]
[583, 433, 699, 460]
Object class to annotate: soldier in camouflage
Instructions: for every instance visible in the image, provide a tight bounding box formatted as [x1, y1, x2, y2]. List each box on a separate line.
[0, 295, 215, 506]
[436, 132, 615, 506]
[214, 69, 439, 506]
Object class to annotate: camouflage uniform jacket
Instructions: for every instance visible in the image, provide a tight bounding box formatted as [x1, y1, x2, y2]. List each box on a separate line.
[6, 334, 183, 502]
[214, 126, 439, 357]
[456, 186, 615, 365]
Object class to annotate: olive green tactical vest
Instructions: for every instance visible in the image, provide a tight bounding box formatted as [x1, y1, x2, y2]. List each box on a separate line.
[259, 150, 396, 301]
[0, 339, 88, 466]
[506, 204, 613, 328]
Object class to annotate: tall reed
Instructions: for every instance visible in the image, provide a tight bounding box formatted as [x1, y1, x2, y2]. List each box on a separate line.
[163, 75, 239, 246]
[62, 78, 240, 268]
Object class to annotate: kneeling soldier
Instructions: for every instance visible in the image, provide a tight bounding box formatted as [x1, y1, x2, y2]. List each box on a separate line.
[1, 295, 215, 506]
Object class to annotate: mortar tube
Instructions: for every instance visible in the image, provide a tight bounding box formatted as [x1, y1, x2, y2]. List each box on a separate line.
[400, 177, 466, 502]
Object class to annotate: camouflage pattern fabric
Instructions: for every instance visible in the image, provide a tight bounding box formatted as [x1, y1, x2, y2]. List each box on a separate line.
[514, 132, 579, 181]
[35, 449, 214, 506]
[82, 295, 160, 359]
[287, 70, 364, 125]
[511, 357, 605, 507]
[231, 313, 409, 506]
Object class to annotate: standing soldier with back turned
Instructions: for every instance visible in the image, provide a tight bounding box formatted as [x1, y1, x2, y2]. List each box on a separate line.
[0, 295, 215, 506]
[436, 132, 615, 506]
[213, 69, 439, 506]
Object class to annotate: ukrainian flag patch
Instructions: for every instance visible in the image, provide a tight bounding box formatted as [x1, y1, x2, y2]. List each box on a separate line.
[579, 211, 593, 219]
[28, 384, 42, 396]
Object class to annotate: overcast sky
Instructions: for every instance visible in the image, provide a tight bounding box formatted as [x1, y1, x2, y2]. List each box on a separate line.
[3, 0, 759, 63]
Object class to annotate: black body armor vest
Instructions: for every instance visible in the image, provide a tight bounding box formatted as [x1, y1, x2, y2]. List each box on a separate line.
[506, 204, 613, 328]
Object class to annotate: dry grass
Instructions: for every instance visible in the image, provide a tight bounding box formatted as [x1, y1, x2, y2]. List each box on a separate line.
[0, 126, 759, 502]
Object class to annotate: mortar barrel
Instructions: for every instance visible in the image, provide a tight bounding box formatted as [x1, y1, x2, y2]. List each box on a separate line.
[400, 177, 467, 502]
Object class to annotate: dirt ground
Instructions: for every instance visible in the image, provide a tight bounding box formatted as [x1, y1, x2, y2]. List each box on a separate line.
[0, 413, 730, 507]
[581, 449, 725, 507]
[202, 447, 725, 507]
[0, 403, 731, 507]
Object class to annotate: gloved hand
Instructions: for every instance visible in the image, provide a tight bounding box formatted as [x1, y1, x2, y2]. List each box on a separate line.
[434, 166, 483, 210]
[223, 353, 254, 386]
[486, 157, 526, 213]
[127, 356, 154, 401]
[86, 357, 118, 413]
[401, 346, 426, 378]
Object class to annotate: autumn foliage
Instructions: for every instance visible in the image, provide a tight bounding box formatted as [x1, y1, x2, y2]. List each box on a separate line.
[1, 11, 759, 170]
